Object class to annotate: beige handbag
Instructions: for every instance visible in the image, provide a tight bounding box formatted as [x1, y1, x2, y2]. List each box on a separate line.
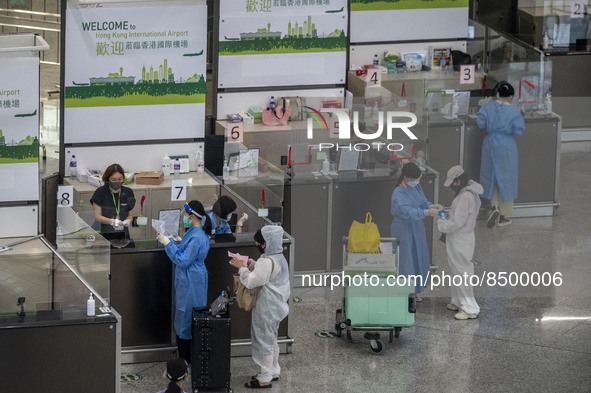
[233, 257, 275, 311]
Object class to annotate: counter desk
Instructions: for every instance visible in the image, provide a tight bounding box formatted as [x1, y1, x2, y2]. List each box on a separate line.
[110, 233, 293, 363]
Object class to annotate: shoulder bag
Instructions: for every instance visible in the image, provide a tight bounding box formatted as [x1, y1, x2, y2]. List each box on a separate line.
[233, 257, 275, 311]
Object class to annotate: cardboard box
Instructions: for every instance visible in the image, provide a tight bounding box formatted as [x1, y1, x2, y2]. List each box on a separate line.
[136, 171, 164, 185]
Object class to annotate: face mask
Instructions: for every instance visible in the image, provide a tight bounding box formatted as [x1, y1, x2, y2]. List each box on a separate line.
[109, 181, 122, 190]
[450, 184, 463, 194]
[183, 216, 191, 228]
[407, 179, 420, 187]
[256, 243, 265, 254]
[227, 213, 233, 221]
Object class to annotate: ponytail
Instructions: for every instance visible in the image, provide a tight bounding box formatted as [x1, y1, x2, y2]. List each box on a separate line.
[165, 380, 182, 393]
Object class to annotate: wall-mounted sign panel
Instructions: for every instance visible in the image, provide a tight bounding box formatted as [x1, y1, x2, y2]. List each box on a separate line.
[64, 0, 207, 144]
[0, 56, 39, 202]
[350, 0, 468, 43]
[218, 0, 348, 88]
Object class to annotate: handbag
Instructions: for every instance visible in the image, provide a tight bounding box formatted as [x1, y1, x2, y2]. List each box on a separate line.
[233, 257, 275, 311]
[280, 96, 304, 121]
[347, 212, 381, 253]
[262, 100, 291, 126]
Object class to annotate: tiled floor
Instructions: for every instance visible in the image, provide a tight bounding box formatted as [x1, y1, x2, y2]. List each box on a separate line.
[121, 142, 591, 393]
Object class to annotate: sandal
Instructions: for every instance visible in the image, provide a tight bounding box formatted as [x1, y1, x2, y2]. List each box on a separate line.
[245, 379, 272, 389]
[252, 374, 279, 382]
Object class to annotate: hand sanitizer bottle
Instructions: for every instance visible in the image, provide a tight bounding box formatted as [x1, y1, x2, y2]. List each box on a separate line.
[87, 293, 95, 317]
[197, 151, 205, 173]
[162, 154, 171, 176]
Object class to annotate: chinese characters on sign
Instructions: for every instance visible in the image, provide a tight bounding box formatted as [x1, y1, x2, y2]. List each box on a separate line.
[246, 0, 330, 12]
[96, 40, 189, 56]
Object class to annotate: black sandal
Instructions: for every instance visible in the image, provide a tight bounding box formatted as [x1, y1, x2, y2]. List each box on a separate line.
[245, 379, 272, 389]
[251, 374, 279, 382]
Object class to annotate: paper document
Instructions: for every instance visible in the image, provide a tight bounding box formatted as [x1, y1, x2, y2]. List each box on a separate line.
[152, 219, 166, 234]
[228, 251, 249, 267]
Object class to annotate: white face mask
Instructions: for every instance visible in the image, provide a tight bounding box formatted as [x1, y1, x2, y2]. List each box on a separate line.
[407, 179, 420, 187]
[226, 213, 233, 221]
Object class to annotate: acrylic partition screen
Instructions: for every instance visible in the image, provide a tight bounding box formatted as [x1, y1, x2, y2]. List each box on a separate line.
[63, 0, 207, 143]
[217, 0, 348, 88]
[350, 0, 469, 43]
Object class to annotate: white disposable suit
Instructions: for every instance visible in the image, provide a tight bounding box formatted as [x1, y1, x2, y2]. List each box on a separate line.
[238, 225, 290, 383]
[437, 180, 482, 315]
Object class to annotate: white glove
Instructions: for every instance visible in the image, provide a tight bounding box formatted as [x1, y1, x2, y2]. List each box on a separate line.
[109, 218, 122, 229]
[156, 233, 170, 246]
[424, 208, 439, 217]
[122, 219, 132, 227]
[237, 213, 249, 227]
[429, 204, 444, 212]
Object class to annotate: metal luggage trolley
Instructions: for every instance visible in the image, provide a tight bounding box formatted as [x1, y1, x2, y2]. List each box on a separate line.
[335, 237, 416, 353]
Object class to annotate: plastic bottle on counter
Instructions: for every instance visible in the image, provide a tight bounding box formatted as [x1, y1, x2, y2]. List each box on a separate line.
[173, 158, 181, 179]
[69, 155, 77, 180]
[269, 96, 276, 110]
[162, 153, 171, 176]
[542, 32, 549, 50]
[373, 54, 379, 66]
[321, 157, 330, 175]
[222, 159, 229, 181]
[87, 293, 95, 317]
[545, 93, 553, 114]
[452, 100, 459, 119]
[197, 150, 205, 173]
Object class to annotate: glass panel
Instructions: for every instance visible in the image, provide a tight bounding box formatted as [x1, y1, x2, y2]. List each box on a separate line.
[56, 207, 111, 303]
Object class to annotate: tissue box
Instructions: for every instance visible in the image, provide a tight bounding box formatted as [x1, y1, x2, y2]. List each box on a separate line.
[136, 171, 164, 185]
[240, 111, 255, 125]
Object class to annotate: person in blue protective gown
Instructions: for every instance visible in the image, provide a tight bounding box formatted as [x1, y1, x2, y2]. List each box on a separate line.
[229, 225, 290, 389]
[391, 162, 441, 298]
[477, 81, 525, 228]
[208, 195, 248, 234]
[156, 200, 213, 365]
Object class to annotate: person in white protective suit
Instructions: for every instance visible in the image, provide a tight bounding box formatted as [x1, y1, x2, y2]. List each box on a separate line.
[229, 225, 290, 389]
[437, 165, 482, 320]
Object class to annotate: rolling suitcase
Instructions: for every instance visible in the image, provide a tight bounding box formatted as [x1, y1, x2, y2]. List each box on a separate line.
[192, 308, 232, 392]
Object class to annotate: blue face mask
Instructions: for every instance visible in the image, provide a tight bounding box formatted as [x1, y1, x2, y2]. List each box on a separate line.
[183, 216, 191, 228]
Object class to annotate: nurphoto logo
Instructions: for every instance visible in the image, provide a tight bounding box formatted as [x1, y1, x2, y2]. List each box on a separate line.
[306, 108, 419, 151]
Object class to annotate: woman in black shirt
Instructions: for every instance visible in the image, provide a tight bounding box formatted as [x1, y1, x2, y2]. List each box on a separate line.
[90, 163, 136, 237]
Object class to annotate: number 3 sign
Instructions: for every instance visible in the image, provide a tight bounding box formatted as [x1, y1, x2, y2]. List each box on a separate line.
[226, 122, 243, 143]
[460, 65, 475, 85]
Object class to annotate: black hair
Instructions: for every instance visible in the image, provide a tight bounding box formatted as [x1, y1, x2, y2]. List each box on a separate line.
[165, 380, 182, 393]
[213, 195, 237, 218]
[397, 162, 422, 185]
[495, 81, 514, 98]
[102, 163, 125, 183]
[254, 229, 265, 246]
[187, 200, 212, 235]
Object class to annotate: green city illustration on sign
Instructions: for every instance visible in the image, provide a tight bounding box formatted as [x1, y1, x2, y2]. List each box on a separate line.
[0, 127, 39, 164]
[351, 0, 468, 11]
[64, 58, 206, 108]
[220, 16, 346, 55]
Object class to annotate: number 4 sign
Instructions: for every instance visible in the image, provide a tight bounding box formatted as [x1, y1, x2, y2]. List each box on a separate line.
[460, 65, 475, 85]
[226, 122, 243, 143]
[365, 68, 382, 87]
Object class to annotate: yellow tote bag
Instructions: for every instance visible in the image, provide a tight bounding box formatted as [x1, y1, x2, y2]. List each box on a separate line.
[347, 212, 381, 253]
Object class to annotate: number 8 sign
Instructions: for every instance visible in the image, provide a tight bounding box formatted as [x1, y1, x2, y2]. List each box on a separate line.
[57, 185, 74, 207]
[226, 122, 243, 143]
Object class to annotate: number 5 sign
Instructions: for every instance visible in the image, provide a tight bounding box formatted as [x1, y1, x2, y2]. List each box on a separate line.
[226, 122, 243, 143]
[460, 65, 475, 85]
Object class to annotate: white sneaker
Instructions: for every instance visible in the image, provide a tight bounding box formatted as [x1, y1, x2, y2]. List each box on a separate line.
[447, 303, 459, 311]
[454, 310, 477, 320]
[496, 217, 512, 227]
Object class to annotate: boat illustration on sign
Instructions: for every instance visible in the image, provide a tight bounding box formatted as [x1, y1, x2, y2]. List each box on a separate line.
[14, 110, 37, 118]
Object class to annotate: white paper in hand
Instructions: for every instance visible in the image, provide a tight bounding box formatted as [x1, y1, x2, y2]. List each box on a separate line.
[152, 219, 166, 234]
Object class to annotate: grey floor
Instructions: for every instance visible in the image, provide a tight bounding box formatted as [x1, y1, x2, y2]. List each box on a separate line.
[120, 141, 591, 393]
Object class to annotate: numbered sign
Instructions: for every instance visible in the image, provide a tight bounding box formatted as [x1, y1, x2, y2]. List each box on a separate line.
[460, 65, 475, 85]
[226, 122, 243, 143]
[365, 68, 382, 87]
[571, 0, 585, 18]
[57, 185, 74, 207]
[171, 179, 187, 202]
[329, 113, 340, 139]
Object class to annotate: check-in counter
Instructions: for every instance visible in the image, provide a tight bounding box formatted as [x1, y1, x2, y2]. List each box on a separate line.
[111, 234, 293, 363]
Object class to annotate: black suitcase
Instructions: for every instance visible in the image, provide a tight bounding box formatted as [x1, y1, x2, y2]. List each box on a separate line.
[191, 308, 232, 392]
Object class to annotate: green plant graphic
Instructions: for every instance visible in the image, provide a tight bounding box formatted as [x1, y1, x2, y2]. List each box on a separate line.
[0, 129, 39, 163]
[64, 59, 206, 108]
[351, 0, 468, 11]
[220, 16, 346, 55]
